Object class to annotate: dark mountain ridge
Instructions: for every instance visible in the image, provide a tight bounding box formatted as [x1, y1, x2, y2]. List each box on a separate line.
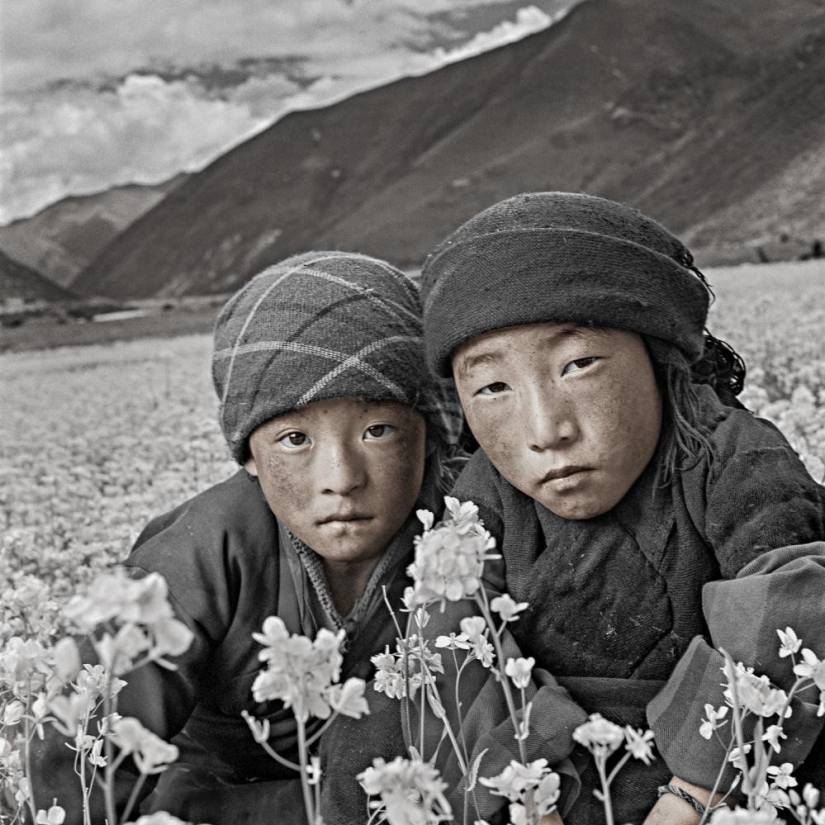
[73, 0, 825, 299]
[0, 176, 187, 288]
[0, 250, 75, 304]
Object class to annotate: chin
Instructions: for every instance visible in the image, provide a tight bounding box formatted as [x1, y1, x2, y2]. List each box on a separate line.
[543, 497, 613, 521]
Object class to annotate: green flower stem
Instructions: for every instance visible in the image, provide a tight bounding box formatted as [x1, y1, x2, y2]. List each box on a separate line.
[594, 756, 615, 825]
[120, 773, 147, 825]
[313, 760, 322, 825]
[604, 750, 631, 789]
[382, 587, 413, 751]
[451, 652, 482, 825]
[473, 588, 526, 765]
[452, 650, 470, 767]
[102, 676, 118, 825]
[698, 734, 737, 825]
[79, 728, 92, 825]
[256, 737, 302, 773]
[366, 807, 384, 825]
[305, 712, 340, 748]
[22, 689, 39, 825]
[296, 717, 317, 825]
[420, 658, 468, 775]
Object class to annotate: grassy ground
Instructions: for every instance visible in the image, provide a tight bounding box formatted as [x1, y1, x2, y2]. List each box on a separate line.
[0, 296, 225, 354]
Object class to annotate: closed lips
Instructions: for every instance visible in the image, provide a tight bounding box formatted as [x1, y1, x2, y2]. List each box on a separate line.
[318, 513, 371, 523]
[541, 466, 589, 482]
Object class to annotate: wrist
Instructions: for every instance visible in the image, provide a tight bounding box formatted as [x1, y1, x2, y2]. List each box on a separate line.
[670, 775, 736, 809]
[646, 792, 703, 825]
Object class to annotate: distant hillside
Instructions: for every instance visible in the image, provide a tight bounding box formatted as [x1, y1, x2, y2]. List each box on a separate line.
[73, 0, 825, 299]
[0, 250, 75, 304]
[0, 175, 187, 288]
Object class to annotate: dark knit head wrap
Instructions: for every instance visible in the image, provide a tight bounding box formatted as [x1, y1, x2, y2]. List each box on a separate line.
[420, 191, 712, 377]
[213, 251, 462, 465]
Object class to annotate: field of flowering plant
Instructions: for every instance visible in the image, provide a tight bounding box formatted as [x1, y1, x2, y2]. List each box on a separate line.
[708, 261, 825, 482]
[1, 260, 824, 823]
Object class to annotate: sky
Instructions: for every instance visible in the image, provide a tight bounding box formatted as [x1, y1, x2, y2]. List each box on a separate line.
[0, 0, 578, 225]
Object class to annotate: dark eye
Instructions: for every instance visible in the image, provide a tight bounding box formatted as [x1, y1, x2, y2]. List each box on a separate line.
[278, 431, 310, 448]
[364, 424, 396, 441]
[476, 382, 510, 396]
[562, 357, 599, 376]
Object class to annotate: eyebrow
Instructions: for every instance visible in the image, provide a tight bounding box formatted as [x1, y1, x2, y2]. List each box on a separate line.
[457, 350, 504, 378]
[457, 324, 599, 378]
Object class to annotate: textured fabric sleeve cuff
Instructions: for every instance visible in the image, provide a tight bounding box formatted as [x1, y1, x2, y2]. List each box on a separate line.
[647, 636, 823, 791]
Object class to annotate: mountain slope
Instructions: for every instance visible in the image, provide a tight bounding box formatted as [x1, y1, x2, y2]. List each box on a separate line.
[0, 176, 186, 288]
[0, 250, 75, 304]
[73, 0, 825, 299]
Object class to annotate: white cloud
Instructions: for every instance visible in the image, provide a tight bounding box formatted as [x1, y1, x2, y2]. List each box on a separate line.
[1, 75, 275, 222]
[1, 2, 571, 222]
[432, 6, 555, 65]
[3, 0, 514, 92]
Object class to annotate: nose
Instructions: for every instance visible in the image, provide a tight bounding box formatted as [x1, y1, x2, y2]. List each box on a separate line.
[523, 385, 577, 452]
[320, 442, 367, 495]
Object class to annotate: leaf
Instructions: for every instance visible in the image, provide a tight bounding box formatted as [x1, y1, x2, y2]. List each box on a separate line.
[516, 702, 533, 742]
[427, 689, 447, 720]
[466, 748, 489, 792]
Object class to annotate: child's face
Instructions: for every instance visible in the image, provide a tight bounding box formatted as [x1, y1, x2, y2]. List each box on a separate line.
[246, 397, 426, 573]
[453, 323, 662, 520]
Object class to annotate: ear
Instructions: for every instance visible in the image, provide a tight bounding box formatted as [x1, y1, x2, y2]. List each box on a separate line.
[244, 455, 259, 476]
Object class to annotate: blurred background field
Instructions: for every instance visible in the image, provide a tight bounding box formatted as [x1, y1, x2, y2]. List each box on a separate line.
[1, 259, 824, 646]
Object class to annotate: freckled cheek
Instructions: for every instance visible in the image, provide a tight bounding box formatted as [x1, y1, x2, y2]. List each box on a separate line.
[259, 454, 313, 517]
[379, 430, 426, 506]
[467, 406, 520, 468]
[585, 384, 660, 467]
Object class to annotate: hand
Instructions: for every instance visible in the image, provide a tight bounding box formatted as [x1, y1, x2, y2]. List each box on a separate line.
[643, 793, 702, 825]
[642, 775, 735, 825]
[541, 812, 564, 825]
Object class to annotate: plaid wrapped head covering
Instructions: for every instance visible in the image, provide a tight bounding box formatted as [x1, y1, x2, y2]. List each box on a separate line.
[212, 251, 462, 464]
[421, 191, 713, 377]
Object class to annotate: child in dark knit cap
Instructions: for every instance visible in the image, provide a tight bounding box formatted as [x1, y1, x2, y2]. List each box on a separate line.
[420, 192, 825, 825]
[31, 251, 465, 824]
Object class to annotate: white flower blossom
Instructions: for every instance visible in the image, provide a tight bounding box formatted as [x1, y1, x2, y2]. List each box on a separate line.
[724, 662, 790, 719]
[761, 723, 787, 754]
[490, 594, 528, 623]
[777, 627, 802, 658]
[251, 618, 347, 722]
[371, 636, 443, 700]
[479, 758, 550, 800]
[36, 805, 66, 825]
[572, 713, 625, 759]
[109, 716, 178, 774]
[709, 809, 776, 824]
[794, 648, 825, 689]
[407, 497, 499, 608]
[624, 727, 655, 765]
[328, 678, 370, 719]
[434, 632, 471, 651]
[457, 616, 495, 669]
[128, 814, 202, 825]
[700, 703, 729, 740]
[803, 783, 821, 809]
[359, 756, 451, 825]
[480, 759, 561, 823]
[504, 657, 535, 690]
[766, 762, 797, 790]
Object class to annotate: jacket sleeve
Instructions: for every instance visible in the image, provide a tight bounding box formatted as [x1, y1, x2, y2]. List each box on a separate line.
[648, 409, 825, 789]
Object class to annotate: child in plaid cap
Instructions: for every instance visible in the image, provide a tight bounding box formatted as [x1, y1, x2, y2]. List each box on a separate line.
[32, 251, 462, 824]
